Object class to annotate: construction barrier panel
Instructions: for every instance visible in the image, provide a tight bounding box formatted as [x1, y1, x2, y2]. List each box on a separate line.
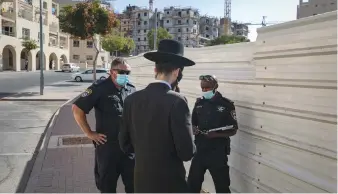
[126, 11, 337, 193]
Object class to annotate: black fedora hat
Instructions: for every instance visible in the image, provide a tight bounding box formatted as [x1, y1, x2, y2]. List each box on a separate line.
[144, 39, 195, 67]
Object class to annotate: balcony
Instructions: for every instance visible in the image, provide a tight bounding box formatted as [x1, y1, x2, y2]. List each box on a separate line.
[18, 0, 33, 21]
[49, 22, 58, 33]
[34, 7, 48, 25]
[1, 7, 15, 22]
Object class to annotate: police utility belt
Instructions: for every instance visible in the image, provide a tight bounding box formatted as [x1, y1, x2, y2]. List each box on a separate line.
[197, 125, 234, 135]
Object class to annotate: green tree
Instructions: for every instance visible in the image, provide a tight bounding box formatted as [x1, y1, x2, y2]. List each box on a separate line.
[58, 0, 118, 80]
[207, 35, 250, 46]
[122, 37, 135, 54]
[21, 38, 39, 60]
[101, 35, 135, 55]
[147, 27, 173, 50]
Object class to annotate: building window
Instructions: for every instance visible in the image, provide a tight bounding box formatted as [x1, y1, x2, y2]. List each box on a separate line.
[123, 28, 126, 31]
[186, 10, 189, 14]
[73, 40, 80, 47]
[144, 12, 147, 16]
[144, 29, 147, 33]
[178, 11, 181, 17]
[138, 13, 140, 18]
[206, 19, 209, 24]
[178, 37, 181, 41]
[144, 21, 147, 25]
[73, 55, 80, 60]
[186, 37, 188, 40]
[43, 1, 47, 9]
[178, 20, 181, 24]
[86, 55, 93, 60]
[193, 29, 197, 33]
[193, 21, 197, 24]
[138, 30, 141, 33]
[124, 21, 126, 24]
[186, 28, 189, 32]
[87, 41, 93, 48]
[137, 46, 140, 49]
[138, 38, 140, 42]
[206, 27, 209, 30]
[157, 22, 159, 26]
[206, 34, 210, 38]
[101, 56, 104, 61]
[166, 20, 169, 23]
[186, 19, 189, 24]
[166, 11, 169, 14]
[22, 28, 30, 39]
[166, 28, 169, 32]
[178, 29, 181, 32]
[138, 21, 141, 25]
[144, 37, 146, 41]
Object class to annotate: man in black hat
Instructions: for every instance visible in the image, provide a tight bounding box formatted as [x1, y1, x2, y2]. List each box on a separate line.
[119, 39, 196, 193]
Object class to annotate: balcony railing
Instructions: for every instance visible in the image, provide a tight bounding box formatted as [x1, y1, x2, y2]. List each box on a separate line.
[1, 30, 15, 37]
[49, 22, 58, 33]
[1, 7, 15, 21]
[18, 0, 33, 21]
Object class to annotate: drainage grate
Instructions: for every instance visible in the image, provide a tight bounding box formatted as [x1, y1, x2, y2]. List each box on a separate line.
[62, 136, 92, 145]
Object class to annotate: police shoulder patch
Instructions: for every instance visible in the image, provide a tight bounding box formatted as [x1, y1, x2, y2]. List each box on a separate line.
[230, 110, 237, 121]
[81, 88, 92, 97]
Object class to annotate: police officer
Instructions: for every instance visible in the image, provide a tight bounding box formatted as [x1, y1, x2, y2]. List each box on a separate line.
[72, 57, 136, 193]
[187, 74, 238, 193]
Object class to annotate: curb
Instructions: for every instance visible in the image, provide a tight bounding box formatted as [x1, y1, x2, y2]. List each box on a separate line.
[20, 97, 77, 193]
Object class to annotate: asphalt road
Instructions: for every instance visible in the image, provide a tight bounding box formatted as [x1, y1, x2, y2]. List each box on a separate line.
[0, 71, 73, 98]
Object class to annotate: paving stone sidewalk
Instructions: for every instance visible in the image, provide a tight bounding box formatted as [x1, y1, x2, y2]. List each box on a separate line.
[25, 98, 125, 193]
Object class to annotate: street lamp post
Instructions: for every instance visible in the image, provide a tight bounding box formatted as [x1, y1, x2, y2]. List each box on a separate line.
[154, 8, 157, 50]
[39, 0, 44, 95]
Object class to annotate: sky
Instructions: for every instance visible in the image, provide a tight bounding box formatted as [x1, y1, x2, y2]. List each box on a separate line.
[112, 0, 300, 41]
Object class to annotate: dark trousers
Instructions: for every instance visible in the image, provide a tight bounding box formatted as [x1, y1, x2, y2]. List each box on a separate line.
[94, 142, 134, 193]
[187, 152, 231, 193]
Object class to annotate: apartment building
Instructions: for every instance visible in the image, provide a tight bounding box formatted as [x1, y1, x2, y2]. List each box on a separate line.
[199, 16, 219, 40]
[231, 22, 249, 37]
[55, 0, 110, 68]
[0, 0, 70, 71]
[162, 6, 199, 47]
[120, 5, 164, 54]
[219, 18, 249, 38]
[297, 0, 337, 19]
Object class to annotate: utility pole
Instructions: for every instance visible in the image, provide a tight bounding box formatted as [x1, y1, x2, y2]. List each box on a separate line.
[154, 8, 157, 50]
[39, 0, 44, 95]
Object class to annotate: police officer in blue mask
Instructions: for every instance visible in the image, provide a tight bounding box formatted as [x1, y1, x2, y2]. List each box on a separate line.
[187, 74, 238, 193]
[72, 57, 136, 193]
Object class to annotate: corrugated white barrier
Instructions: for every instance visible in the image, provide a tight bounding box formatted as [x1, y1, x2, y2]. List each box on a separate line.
[125, 11, 337, 193]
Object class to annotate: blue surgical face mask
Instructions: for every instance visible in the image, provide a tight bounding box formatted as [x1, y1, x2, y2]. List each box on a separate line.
[202, 90, 215, 99]
[116, 74, 129, 86]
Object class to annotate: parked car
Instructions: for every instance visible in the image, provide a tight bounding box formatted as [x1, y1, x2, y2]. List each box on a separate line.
[61, 63, 80, 72]
[71, 68, 110, 82]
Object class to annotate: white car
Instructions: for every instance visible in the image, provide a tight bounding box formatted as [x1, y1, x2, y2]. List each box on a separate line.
[71, 68, 110, 82]
[61, 63, 80, 72]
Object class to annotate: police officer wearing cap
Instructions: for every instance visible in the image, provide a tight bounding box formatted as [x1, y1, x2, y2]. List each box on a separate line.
[187, 75, 238, 193]
[119, 39, 196, 193]
[72, 57, 136, 193]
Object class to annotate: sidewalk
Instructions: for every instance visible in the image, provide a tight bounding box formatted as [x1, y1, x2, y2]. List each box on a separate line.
[0, 81, 92, 193]
[24, 99, 125, 193]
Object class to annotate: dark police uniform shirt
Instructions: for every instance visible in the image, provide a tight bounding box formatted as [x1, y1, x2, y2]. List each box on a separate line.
[74, 77, 136, 142]
[192, 92, 238, 155]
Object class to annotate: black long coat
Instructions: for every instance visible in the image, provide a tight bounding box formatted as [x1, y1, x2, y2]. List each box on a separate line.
[119, 82, 196, 193]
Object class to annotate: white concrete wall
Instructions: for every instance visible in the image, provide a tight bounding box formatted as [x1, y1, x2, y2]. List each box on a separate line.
[125, 10, 337, 193]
